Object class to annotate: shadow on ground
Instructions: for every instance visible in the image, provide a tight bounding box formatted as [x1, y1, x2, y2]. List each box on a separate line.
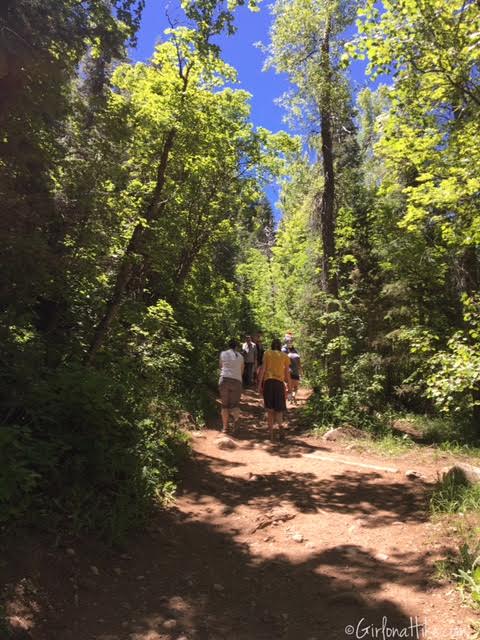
[2, 507, 436, 640]
[1, 389, 443, 640]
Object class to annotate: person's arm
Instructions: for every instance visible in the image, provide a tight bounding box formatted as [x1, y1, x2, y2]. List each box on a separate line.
[284, 357, 292, 393]
[257, 365, 265, 392]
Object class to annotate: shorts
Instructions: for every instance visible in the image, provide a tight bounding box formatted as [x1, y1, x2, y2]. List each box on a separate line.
[263, 379, 286, 411]
[219, 377, 242, 409]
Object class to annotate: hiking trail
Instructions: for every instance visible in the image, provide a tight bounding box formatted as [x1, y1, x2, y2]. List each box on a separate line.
[4, 389, 478, 640]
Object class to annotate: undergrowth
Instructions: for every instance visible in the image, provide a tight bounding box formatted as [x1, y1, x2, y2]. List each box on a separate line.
[431, 476, 480, 515]
[432, 475, 480, 612]
[303, 393, 415, 456]
[301, 389, 480, 459]
[0, 363, 191, 546]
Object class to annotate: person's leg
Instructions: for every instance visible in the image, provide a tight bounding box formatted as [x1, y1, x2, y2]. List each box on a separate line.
[267, 409, 275, 440]
[219, 381, 229, 432]
[274, 411, 284, 439]
[229, 380, 242, 434]
[221, 408, 229, 432]
[292, 379, 299, 404]
[231, 406, 240, 432]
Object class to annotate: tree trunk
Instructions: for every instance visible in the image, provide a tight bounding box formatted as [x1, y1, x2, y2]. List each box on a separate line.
[314, 18, 342, 395]
[85, 128, 176, 363]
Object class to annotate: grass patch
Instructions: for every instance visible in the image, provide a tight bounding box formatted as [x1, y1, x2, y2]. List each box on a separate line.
[435, 536, 480, 611]
[431, 476, 480, 515]
[436, 441, 480, 459]
[431, 475, 480, 613]
[353, 432, 415, 457]
[393, 413, 480, 452]
[310, 424, 415, 457]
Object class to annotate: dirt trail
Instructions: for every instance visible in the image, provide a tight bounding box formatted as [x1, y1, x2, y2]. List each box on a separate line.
[4, 389, 479, 640]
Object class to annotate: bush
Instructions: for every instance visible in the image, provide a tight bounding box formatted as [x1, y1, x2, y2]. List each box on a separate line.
[0, 362, 189, 544]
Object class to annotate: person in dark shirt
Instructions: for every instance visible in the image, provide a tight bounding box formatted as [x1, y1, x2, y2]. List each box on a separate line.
[254, 332, 265, 372]
[241, 335, 257, 386]
[286, 344, 302, 405]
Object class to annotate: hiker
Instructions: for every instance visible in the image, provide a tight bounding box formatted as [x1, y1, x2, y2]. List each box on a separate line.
[286, 344, 302, 405]
[241, 335, 257, 386]
[254, 332, 265, 381]
[219, 339, 244, 434]
[282, 331, 294, 353]
[257, 337, 292, 441]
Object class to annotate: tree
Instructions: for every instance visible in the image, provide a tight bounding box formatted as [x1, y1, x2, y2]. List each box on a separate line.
[266, 0, 357, 394]
[357, 0, 480, 424]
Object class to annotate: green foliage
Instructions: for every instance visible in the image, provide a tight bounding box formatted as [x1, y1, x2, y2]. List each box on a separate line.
[0, 361, 189, 543]
[431, 474, 480, 611]
[431, 476, 480, 516]
[435, 534, 480, 610]
[0, 1, 291, 540]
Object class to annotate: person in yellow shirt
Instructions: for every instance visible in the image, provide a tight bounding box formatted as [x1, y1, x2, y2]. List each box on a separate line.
[257, 338, 292, 441]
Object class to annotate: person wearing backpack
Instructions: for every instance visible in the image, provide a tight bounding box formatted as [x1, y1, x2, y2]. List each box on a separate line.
[286, 344, 302, 405]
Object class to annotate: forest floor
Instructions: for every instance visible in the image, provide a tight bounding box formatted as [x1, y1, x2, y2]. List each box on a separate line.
[3, 389, 480, 640]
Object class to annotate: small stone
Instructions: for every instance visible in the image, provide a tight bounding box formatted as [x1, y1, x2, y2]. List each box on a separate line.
[441, 463, 480, 485]
[191, 431, 206, 439]
[248, 474, 258, 482]
[292, 533, 303, 543]
[163, 619, 177, 630]
[213, 583, 224, 591]
[263, 536, 272, 542]
[7, 617, 31, 638]
[405, 470, 422, 479]
[322, 426, 367, 442]
[215, 436, 237, 450]
[90, 565, 100, 575]
[393, 521, 403, 526]
[136, 575, 145, 580]
[66, 548, 76, 556]
[114, 567, 122, 575]
[376, 553, 389, 561]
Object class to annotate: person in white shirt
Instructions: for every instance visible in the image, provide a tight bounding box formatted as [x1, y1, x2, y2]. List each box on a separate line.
[219, 339, 244, 434]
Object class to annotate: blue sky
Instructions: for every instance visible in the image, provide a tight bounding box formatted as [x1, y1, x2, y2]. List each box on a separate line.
[130, 1, 374, 213]
[131, 1, 294, 133]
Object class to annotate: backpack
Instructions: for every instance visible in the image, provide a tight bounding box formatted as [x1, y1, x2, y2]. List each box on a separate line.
[289, 351, 300, 376]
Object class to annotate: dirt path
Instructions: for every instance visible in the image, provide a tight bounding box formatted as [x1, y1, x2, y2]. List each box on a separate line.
[4, 390, 479, 640]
